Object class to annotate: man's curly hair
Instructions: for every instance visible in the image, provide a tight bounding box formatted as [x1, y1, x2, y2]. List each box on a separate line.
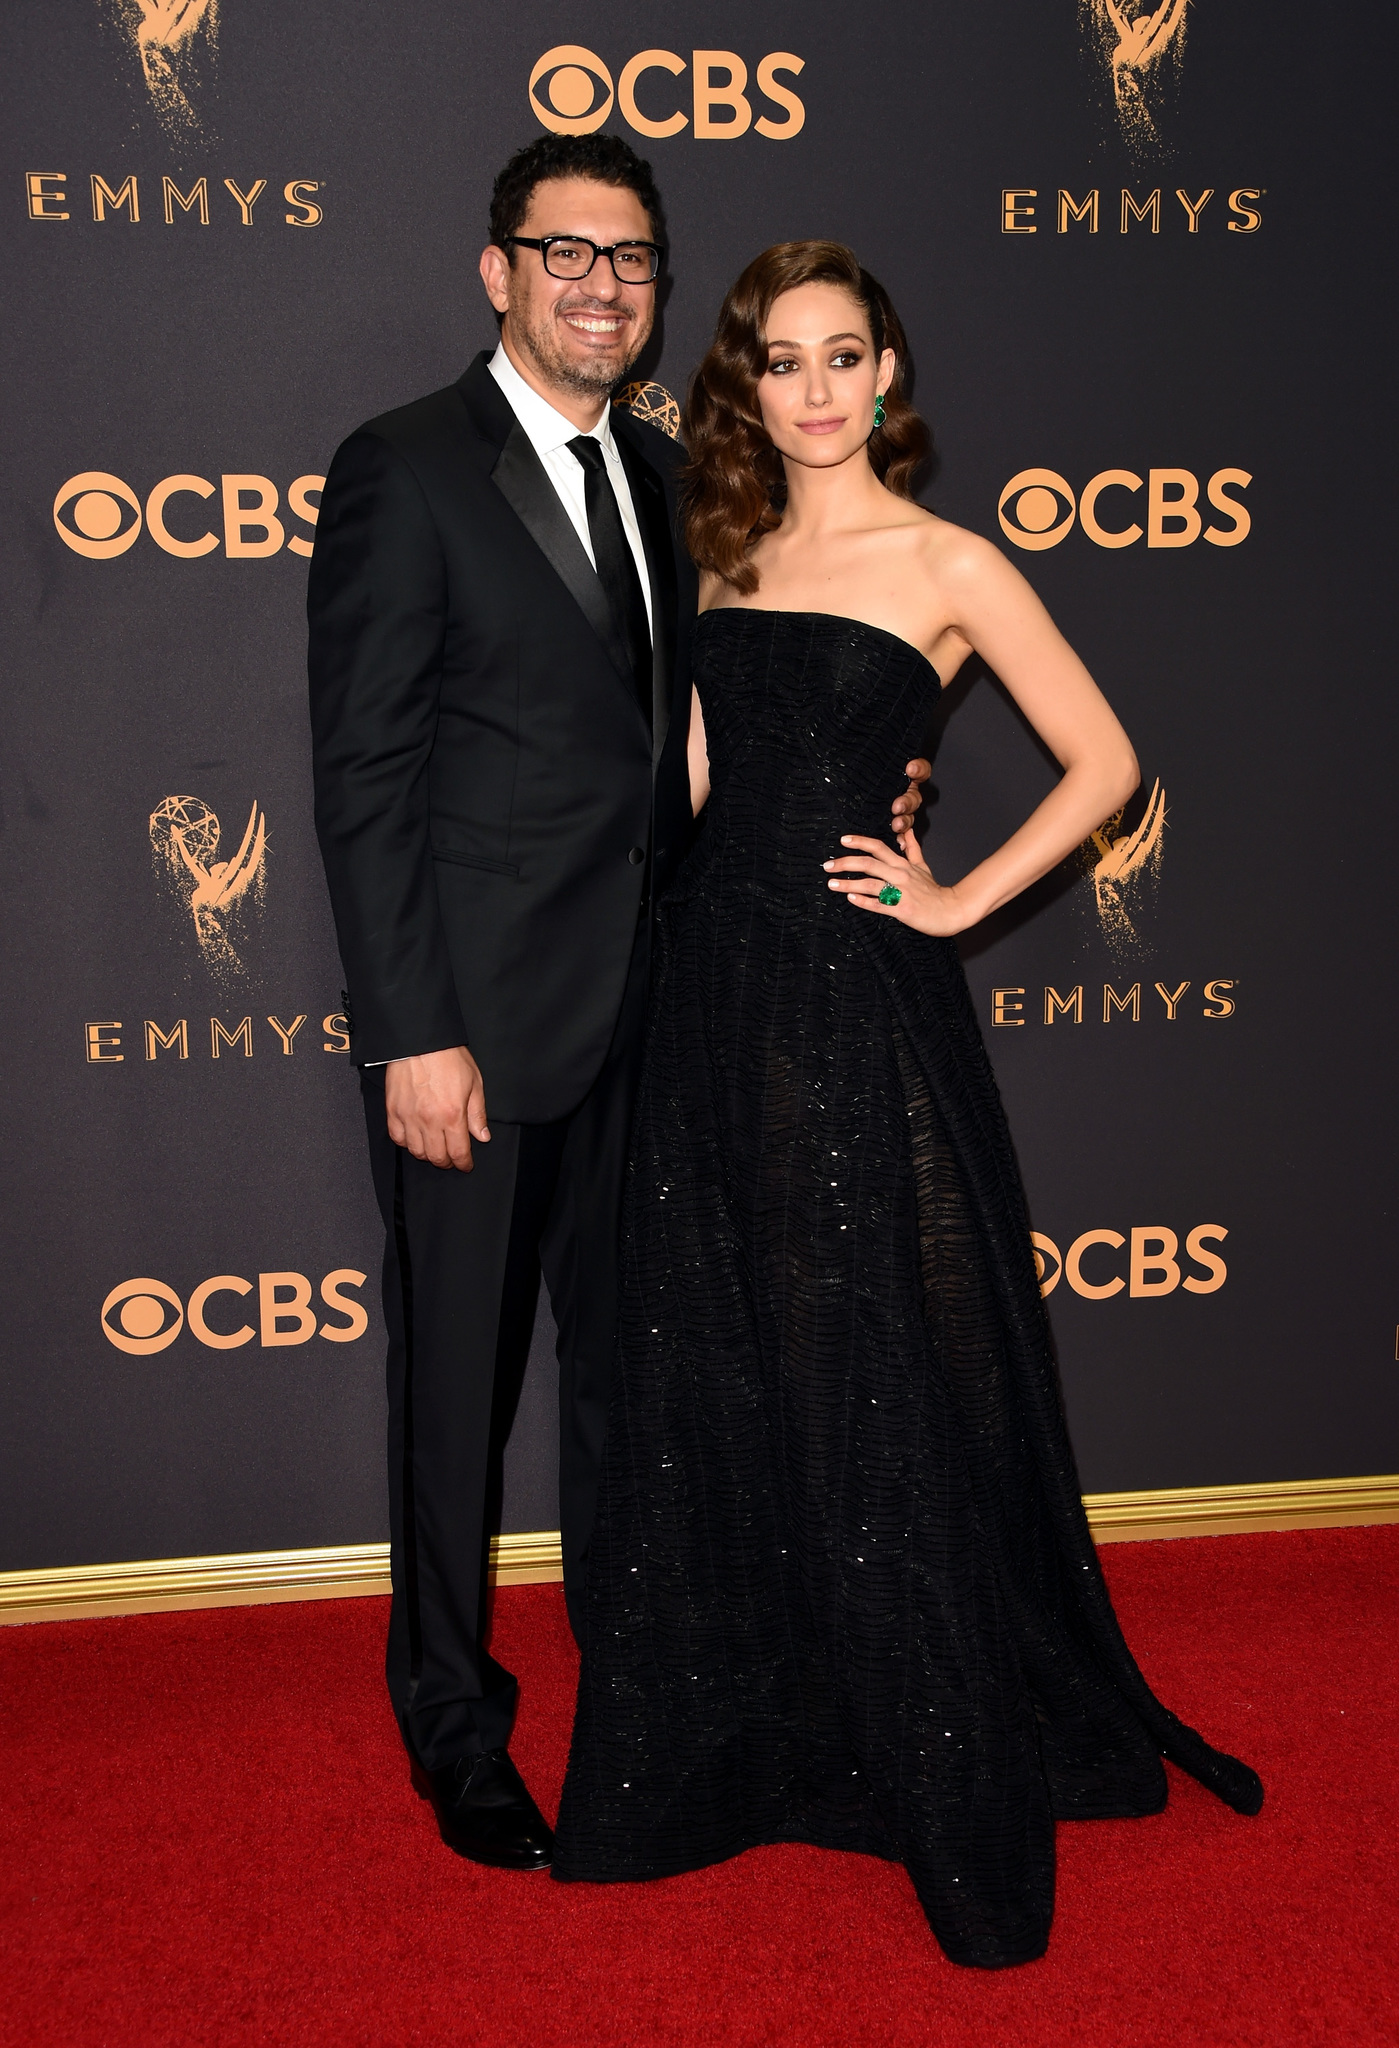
[488, 134, 665, 251]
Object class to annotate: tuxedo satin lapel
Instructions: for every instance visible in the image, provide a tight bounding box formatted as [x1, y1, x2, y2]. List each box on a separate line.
[456, 351, 517, 451]
[615, 430, 678, 768]
[490, 424, 636, 695]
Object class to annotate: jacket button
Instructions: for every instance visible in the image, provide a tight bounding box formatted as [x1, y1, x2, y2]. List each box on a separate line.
[627, 846, 646, 865]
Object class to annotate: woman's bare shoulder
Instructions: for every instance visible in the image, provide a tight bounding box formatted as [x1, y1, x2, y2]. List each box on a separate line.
[907, 510, 1001, 569]
[898, 511, 1031, 601]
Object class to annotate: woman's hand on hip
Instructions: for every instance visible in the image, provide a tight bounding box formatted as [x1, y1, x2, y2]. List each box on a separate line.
[823, 833, 971, 937]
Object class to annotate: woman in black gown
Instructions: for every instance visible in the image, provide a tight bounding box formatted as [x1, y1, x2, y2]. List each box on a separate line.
[553, 242, 1261, 1969]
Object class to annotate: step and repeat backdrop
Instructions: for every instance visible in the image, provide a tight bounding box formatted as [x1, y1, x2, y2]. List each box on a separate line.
[2, 3, 1393, 1574]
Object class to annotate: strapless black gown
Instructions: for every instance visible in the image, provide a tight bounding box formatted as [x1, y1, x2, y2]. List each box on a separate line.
[553, 610, 1261, 1968]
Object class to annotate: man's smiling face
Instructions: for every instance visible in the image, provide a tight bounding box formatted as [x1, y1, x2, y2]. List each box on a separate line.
[482, 175, 657, 414]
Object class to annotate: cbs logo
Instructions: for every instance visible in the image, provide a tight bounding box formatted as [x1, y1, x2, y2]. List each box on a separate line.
[101, 1269, 368, 1355]
[529, 45, 805, 140]
[54, 472, 324, 560]
[1030, 1226, 1227, 1301]
[999, 468, 1251, 551]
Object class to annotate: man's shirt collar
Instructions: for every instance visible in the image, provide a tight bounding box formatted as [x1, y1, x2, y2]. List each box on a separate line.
[488, 341, 617, 460]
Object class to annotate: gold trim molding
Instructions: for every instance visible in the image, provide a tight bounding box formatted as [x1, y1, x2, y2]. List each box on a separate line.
[3, 1478, 1396, 1625]
[0, 1530, 559, 1625]
[1084, 1472, 1399, 1543]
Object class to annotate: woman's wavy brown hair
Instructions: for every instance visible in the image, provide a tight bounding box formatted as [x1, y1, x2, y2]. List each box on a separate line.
[682, 240, 930, 594]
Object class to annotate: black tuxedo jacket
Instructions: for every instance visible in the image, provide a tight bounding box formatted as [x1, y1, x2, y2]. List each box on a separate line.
[308, 353, 697, 1121]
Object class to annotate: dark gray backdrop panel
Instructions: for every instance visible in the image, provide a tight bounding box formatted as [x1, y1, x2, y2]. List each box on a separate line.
[1, 2, 1393, 1573]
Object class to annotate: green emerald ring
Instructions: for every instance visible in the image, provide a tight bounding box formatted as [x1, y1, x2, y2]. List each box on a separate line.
[878, 884, 902, 906]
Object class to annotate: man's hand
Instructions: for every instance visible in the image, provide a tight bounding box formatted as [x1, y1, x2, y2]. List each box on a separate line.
[385, 1046, 489, 1171]
[891, 758, 932, 850]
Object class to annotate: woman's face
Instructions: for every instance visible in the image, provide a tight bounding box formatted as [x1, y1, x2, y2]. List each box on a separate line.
[755, 282, 896, 471]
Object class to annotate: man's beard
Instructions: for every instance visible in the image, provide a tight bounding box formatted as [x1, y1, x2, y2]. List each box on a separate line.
[513, 297, 647, 402]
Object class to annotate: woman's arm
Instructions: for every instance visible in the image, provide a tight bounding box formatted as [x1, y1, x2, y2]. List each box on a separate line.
[827, 532, 1139, 936]
[690, 573, 721, 818]
[687, 686, 711, 816]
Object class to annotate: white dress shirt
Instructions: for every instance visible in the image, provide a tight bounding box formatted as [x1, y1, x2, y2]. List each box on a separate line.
[367, 348, 655, 1066]
[488, 341, 654, 635]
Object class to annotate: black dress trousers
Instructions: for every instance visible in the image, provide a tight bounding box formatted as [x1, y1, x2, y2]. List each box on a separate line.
[360, 923, 650, 1772]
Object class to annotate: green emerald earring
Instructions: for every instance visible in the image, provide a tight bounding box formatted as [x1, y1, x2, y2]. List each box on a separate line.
[873, 390, 886, 430]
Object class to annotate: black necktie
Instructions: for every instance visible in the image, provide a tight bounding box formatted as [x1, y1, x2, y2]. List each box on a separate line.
[568, 435, 652, 728]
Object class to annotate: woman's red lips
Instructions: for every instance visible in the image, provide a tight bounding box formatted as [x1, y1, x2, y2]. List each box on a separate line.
[798, 417, 847, 434]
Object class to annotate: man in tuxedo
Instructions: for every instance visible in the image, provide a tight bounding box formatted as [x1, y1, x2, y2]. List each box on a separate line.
[309, 134, 928, 1872]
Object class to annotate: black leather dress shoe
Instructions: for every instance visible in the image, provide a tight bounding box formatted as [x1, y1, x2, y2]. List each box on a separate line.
[412, 1748, 553, 1870]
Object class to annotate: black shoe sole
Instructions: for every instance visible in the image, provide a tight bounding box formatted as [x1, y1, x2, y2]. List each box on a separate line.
[438, 1835, 553, 1871]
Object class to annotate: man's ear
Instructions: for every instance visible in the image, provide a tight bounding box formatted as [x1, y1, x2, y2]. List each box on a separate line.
[480, 244, 511, 314]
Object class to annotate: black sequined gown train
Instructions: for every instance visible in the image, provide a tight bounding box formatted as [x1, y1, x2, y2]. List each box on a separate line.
[552, 610, 1261, 1968]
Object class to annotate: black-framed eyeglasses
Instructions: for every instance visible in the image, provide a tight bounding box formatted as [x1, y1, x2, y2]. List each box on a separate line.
[504, 235, 664, 284]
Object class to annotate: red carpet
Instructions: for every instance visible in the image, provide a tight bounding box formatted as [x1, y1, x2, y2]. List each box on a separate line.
[2, 1526, 1395, 2047]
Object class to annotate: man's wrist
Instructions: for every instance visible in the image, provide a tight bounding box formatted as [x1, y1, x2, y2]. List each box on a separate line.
[380, 1044, 470, 1069]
